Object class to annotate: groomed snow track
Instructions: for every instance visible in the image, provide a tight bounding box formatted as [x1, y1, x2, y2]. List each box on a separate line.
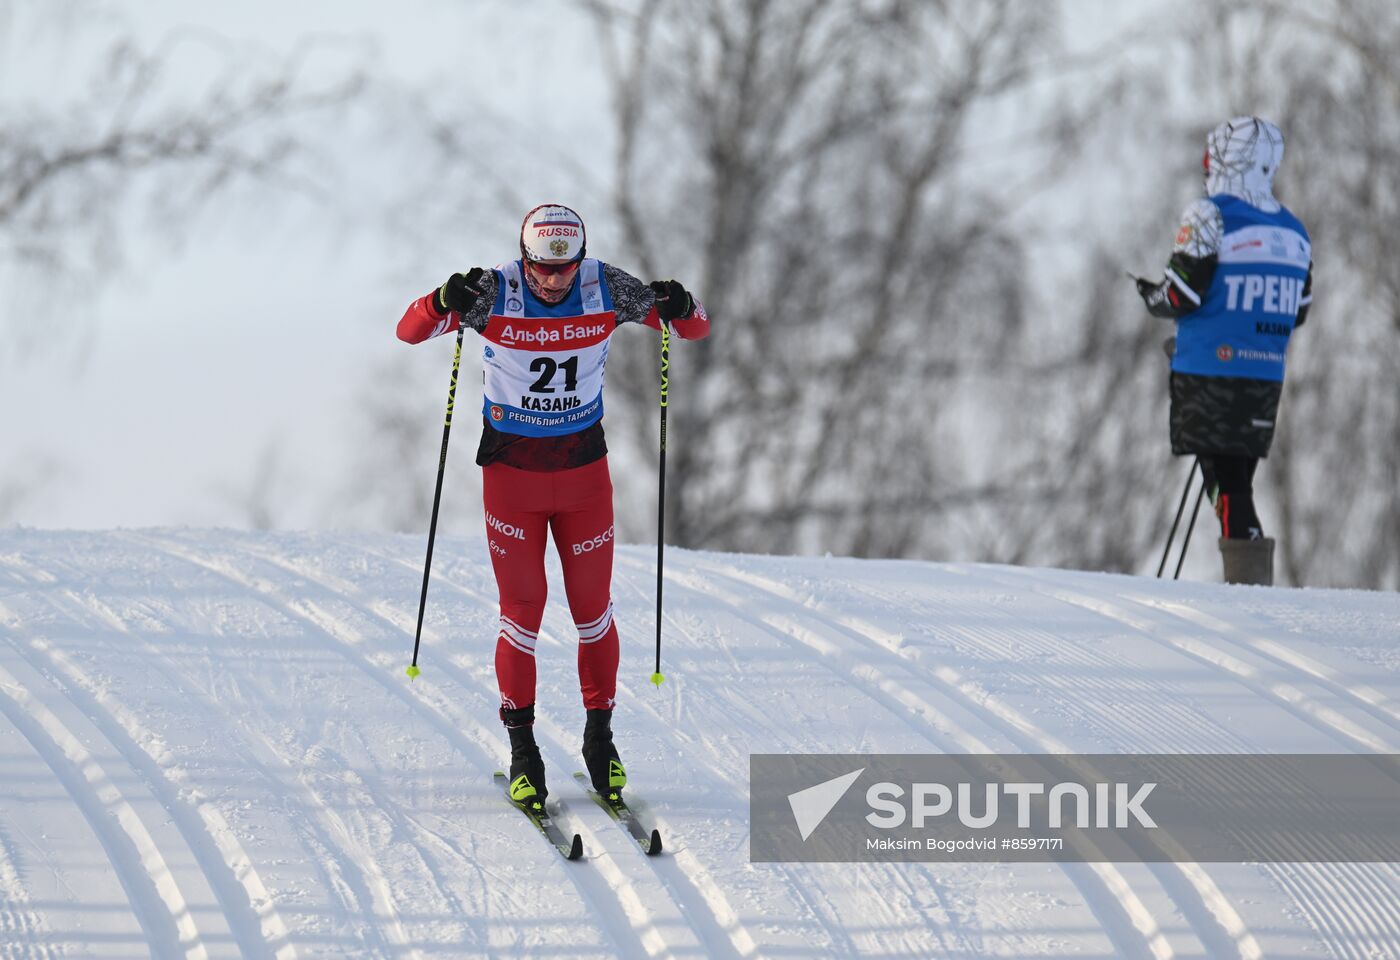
[0, 529, 1396, 958]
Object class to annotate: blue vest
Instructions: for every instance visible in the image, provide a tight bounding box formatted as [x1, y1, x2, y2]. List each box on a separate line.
[480, 260, 617, 437]
[1172, 196, 1310, 382]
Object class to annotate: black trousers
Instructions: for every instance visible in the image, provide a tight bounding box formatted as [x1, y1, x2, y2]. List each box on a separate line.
[1198, 455, 1262, 539]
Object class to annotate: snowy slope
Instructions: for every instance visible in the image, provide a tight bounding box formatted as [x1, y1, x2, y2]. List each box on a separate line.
[0, 528, 1398, 959]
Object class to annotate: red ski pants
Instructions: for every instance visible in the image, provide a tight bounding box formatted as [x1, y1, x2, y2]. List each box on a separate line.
[482, 457, 619, 712]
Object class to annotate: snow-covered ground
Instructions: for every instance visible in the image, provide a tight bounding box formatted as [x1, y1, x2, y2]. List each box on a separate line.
[0, 528, 1397, 959]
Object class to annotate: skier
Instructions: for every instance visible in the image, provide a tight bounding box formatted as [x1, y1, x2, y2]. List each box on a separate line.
[1134, 117, 1313, 585]
[396, 204, 709, 806]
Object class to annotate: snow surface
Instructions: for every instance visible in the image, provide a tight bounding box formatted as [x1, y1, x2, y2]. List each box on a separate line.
[0, 528, 1398, 959]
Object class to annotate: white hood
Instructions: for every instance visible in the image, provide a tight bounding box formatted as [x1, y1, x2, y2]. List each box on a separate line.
[1204, 116, 1284, 212]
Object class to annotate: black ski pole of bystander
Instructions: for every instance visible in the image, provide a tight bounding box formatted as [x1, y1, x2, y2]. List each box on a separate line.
[1173, 478, 1207, 581]
[1158, 458, 1209, 579]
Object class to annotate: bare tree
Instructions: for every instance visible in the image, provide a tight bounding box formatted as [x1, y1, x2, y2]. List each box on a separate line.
[0, 8, 363, 366]
[588, 0, 1167, 563]
[0, 5, 369, 530]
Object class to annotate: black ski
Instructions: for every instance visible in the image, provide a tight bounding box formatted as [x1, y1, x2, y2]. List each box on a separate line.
[573, 771, 663, 855]
[493, 772, 583, 860]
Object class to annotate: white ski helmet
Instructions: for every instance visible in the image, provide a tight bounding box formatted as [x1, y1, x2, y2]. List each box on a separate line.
[519, 203, 586, 263]
[1204, 116, 1284, 210]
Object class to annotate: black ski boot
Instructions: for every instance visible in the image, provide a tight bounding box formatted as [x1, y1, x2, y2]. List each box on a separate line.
[502, 704, 547, 807]
[581, 708, 627, 800]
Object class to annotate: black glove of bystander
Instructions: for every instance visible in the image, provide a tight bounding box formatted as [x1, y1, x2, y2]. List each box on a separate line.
[1133, 274, 1178, 318]
[1134, 276, 1159, 301]
[436, 268, 487, 314]
[648, 279, 694, 323]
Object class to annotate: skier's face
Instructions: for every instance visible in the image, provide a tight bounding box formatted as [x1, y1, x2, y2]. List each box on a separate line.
[524, 259, 580, 304]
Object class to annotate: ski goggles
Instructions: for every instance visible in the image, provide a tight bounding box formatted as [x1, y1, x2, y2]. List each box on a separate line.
[526, 259, 581, 277]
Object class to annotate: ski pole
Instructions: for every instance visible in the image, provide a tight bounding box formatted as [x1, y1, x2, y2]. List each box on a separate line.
[1157, 459, 1200, 577]
[1173, 480, 1207, 581]
[407, 319, 468, 680]
[652, 320, 670, 688]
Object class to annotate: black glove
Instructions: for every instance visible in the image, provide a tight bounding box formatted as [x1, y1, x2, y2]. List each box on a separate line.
[1133, 274, 1177, 317]
[1133, 275, 1159, 301]
[436, 267, 486, 314]
[648, 279, 694, 323]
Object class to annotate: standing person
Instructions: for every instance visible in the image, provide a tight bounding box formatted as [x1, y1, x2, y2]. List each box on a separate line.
[396, 204, 710, 806]
[1134, 117, 1313, 586]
